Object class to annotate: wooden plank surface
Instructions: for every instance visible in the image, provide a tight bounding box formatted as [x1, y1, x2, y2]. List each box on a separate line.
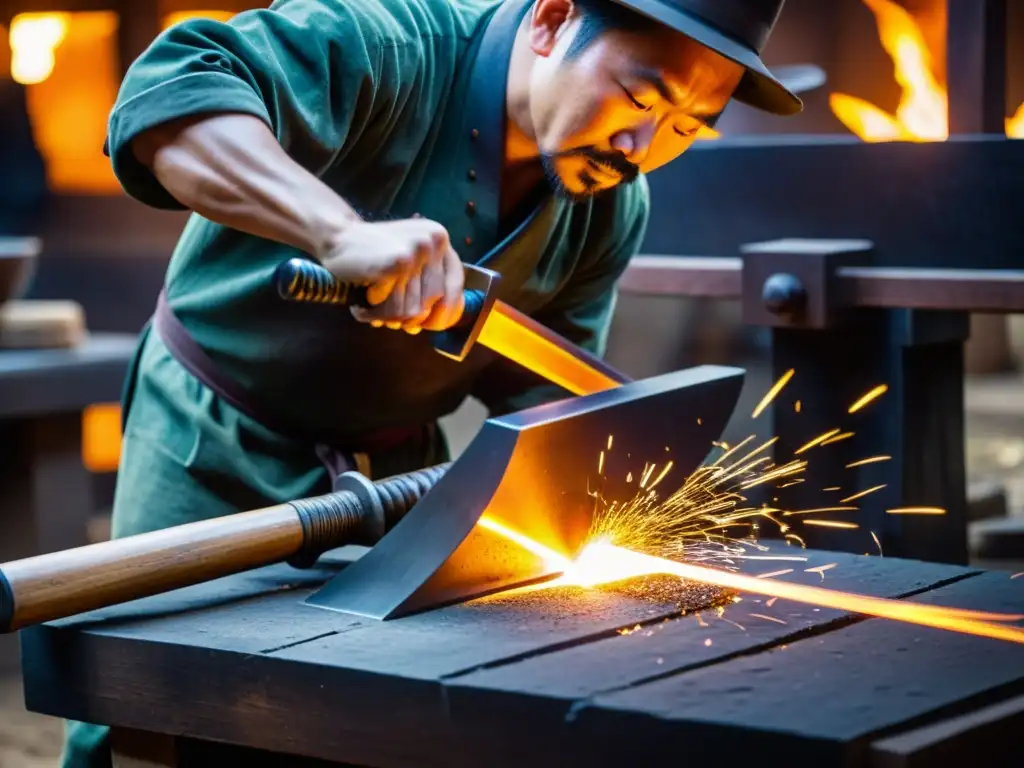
[571, 571, 1024, 765]
[23, 547, 1010, 768]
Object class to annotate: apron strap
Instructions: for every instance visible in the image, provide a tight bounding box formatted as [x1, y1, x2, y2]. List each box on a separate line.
[153, 289, 369, 479]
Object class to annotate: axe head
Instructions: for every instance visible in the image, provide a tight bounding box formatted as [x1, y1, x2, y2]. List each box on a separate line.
[306, 364, 745, 620]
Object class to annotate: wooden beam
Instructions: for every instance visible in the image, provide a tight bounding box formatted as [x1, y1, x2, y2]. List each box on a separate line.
[946, 0, 1008, 134]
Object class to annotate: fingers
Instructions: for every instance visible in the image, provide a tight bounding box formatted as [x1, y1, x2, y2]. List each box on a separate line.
[350, 217, 462, 333]
[420, 245, 465, 332]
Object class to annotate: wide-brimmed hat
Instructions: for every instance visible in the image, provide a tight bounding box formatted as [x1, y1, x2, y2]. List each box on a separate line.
[611, 0, 802, 115]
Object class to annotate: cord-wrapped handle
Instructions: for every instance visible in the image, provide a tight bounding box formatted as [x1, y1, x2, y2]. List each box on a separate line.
[274, 258, 489, 327]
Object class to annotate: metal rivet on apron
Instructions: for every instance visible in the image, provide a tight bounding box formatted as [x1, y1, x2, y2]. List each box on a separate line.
[467, 169, 477, 180]
[465, 236, 473, 246]
[466, 201, 476, 215]
[470, 128, 479, 139]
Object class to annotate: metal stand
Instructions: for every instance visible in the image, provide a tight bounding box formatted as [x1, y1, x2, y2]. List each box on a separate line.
[617, 240, 1024, 564]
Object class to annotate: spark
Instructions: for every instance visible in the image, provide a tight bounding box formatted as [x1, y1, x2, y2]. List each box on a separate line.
[795, 428, 841, 454]
[841, 485, 887, 503]
[795, 400, 802, 413]
[757, 569, 794, 579]
[849, 384, 888, 413]
[871, 531, 883, 556]
[847, 455, 891, 468]
[639, 462, 657, 488]
[784, 506, 859, 516]
[1011, 573, 1024, 580]
[887, 507, 946, 515]
[804, 520, 859, 529]
[805, 563, 837, 580]
[766, 597, 778, 607]
[704, 638, 713, 647]
[598, 450, 605, 476]
[607, 435, 614, 450]
[647, 461, 674, 491]
[821, 431, 855, 446]
[823, 486, 841, 491]
[752, 368, 794, 418]
[750, 613, 788, 625]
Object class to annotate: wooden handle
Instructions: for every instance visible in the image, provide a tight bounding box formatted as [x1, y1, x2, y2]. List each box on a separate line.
[0, 503, 303, 632]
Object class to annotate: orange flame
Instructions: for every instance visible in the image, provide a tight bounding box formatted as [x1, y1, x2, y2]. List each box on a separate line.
[830, 0, 1024, 141]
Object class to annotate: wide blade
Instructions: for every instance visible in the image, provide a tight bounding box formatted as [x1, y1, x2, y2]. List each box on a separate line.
[306, 365, 746, 619]
[476, 301, 628, 395]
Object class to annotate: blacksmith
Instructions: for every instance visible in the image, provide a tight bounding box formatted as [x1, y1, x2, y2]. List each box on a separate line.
[63, 0, 798, 764]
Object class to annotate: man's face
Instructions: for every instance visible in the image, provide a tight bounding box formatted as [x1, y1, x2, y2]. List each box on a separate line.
[525, 2, 745, 200]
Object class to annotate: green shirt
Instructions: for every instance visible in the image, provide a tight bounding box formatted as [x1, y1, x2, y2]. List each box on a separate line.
[106, 0, 650, 445]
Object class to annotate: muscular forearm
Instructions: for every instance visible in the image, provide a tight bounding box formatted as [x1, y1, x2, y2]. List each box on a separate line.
[132, 113, 359, 257]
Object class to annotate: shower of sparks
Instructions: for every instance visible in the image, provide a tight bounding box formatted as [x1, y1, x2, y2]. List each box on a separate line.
[752, 368, 794, 418]
[469, 369, 1024, 648]
[841, 485, 887, 503]
[849, 384, 888, 413]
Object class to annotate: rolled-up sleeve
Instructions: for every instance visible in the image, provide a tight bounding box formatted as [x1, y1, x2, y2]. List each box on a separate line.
[105, 0, 403, 209]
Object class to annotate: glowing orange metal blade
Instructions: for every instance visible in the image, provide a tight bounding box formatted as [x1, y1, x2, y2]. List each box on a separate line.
[475, 301, 625, 396]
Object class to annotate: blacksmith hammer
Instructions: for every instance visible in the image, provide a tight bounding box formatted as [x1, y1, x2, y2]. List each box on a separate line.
[0, 365, 745, 629]
[274, 257, 628, 395]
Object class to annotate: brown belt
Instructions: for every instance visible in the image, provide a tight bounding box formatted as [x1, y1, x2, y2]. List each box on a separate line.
[151, 289, 425, 482]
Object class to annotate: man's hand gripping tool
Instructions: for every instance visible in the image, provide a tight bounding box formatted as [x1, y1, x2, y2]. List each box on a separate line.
[274, 257, 499, 362]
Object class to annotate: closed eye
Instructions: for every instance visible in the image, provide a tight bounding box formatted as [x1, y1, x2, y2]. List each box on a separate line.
[674, 126, 700, 138]
[620, 85, 651, 111]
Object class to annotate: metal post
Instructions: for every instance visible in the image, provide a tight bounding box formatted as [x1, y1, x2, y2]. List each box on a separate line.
[741, 240, 969, 565]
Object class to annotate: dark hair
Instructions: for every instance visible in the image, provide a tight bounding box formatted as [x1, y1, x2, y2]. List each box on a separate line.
[563, 0, 661, 59]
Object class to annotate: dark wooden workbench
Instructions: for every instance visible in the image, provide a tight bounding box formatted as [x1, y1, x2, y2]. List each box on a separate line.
[0, 333, 136, 672]
[0, 333, 136, 552]
[19, 545, 1024, 767]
